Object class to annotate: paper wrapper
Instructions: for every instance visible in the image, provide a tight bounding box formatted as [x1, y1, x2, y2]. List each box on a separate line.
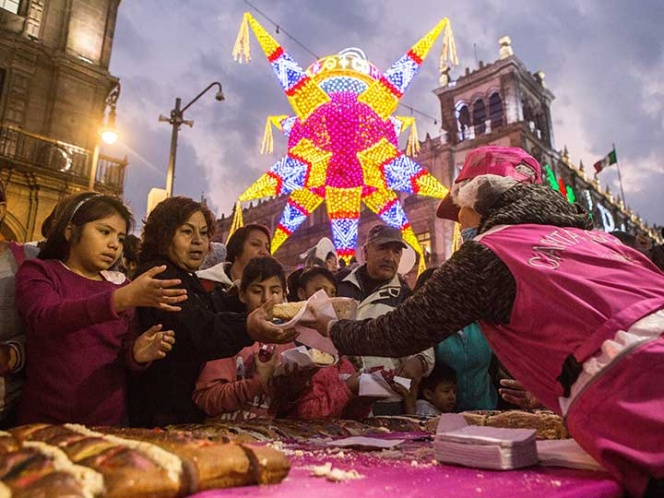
[272, 290, 357, 355]
[338, 373, 410, 399]
[274, 345, 338, 376]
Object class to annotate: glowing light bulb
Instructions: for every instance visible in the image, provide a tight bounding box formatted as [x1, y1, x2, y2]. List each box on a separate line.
[100, 128, 119, 145]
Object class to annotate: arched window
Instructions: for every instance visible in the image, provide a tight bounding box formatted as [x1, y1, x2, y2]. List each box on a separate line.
[522, 99, 534, 123]
[472, 99, 486, 135]
[455, 102, 471, 140]
[536, 112, 550, 145]
[488, 92, 503, 129]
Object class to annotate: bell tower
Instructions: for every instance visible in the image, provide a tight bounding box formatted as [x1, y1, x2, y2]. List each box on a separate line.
[434, 35, 556, 167]
[427, 35, 659, 248]
[408, 36, 559, 267]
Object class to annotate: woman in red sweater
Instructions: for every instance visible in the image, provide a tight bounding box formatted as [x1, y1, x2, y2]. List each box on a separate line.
[15, 192, 184, 426]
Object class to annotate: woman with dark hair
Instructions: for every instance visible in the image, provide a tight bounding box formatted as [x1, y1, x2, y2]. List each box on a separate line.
[225, 224, 271, 280]
[198, 224, 270, 283]
[129, 197, 295, 427]
[15, 192, 181, 425]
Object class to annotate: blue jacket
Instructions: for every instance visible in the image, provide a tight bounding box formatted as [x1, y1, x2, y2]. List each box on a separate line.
[435, 323, 497, 411]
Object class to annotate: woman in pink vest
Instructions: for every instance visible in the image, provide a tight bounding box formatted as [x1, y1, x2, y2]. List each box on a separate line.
[306, 146, 664, 497]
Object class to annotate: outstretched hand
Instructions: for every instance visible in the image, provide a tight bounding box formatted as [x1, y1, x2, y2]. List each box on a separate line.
[499, 378, 541, 410]
[254, 350, 278, 392]
[114, 265, 188, 313]
[391, 378, 419, 415]
[247, 298, 299, 344]
[395, 356, 426, 380]
[133, 324, 176, 363]
[271, 363, 317, 409]
[299, 302, 337, 337]
[344, 371, 362, 396]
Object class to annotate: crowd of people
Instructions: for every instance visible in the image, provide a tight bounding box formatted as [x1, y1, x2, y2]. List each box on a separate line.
[0, 144, 663, 496]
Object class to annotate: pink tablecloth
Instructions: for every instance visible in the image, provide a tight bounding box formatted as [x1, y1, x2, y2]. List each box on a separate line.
[189, 435, 623, 498]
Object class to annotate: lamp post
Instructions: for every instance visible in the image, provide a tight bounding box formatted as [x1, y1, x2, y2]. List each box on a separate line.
[89, 83, 121, 191]
[159, 81, 225, 197]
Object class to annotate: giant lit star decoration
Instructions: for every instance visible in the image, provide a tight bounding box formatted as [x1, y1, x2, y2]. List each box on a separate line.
[232, 12, 458, 272]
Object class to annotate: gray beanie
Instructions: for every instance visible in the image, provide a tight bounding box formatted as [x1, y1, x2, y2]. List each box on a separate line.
[200, 242, 227, 270]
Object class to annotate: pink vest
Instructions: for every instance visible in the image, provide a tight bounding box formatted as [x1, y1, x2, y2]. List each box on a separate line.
[476, 224, 664, 413]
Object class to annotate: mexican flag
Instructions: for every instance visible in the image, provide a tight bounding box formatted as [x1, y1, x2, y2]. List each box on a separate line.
[593, 148, 617, 174]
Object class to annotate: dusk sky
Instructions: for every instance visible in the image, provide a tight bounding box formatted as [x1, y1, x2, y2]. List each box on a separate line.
[108, 0, 664, 234]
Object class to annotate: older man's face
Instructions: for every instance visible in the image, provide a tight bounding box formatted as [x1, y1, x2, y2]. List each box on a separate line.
[364, 241, 403, 281]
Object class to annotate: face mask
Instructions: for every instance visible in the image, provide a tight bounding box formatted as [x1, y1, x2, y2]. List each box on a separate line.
[461, 227, 478, 242]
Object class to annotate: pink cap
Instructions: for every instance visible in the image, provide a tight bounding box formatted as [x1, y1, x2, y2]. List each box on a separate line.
[436, 146, 543, 221]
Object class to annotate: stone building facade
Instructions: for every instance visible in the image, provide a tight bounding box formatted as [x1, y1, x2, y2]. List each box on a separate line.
[215, 36, 661, 279]
[0, 0, 125, 242]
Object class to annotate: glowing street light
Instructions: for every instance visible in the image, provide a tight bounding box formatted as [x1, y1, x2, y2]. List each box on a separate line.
[89, 83, 121, 191]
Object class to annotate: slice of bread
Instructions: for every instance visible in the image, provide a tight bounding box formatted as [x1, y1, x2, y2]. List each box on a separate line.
[272, 297, 357, 321]
[272, 302, 304, 321]
[309, 349, 336, 366]
[459, 410, 569, 440]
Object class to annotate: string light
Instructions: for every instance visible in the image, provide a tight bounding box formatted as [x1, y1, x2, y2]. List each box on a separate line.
[234, 12, 458, 271]
[544, 163, 577, 204]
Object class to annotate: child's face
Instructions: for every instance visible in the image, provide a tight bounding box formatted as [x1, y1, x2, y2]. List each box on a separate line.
[325, 254, 339, 272]
[240, 275, 284, 312]
[66, 213, 127, 277]
[298, 274, 337, 300]
[426, 380, 457, 413]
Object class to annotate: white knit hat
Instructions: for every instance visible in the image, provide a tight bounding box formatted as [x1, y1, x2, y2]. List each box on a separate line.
[452, 174, 519, 215]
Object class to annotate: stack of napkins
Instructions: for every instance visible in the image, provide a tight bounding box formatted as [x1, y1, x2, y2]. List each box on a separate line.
[433, 414, 538, 470]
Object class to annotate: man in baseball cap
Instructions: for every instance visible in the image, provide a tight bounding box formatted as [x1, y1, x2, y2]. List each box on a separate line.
[436, 145, 542, 221]
[365, 224, 408, 249]
[336, 223, 435, 414]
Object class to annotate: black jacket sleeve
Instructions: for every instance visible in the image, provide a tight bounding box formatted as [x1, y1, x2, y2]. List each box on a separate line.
[137, 260, 253, 362]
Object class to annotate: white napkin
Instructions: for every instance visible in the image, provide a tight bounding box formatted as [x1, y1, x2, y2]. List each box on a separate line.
[338, 373, 410, 398]
[433, 413, 539, 470]
[272, 290, 339, 355]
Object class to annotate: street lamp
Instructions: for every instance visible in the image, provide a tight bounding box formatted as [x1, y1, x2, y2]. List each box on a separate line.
[89, 83, 121, 191]
[159, 81, 225, 197]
